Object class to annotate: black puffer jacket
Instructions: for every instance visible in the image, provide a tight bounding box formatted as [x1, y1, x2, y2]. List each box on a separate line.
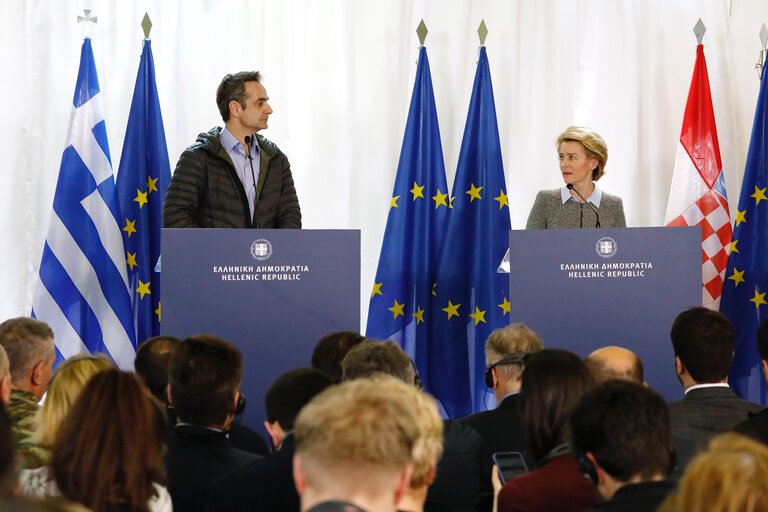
[163, 127, 301, 228]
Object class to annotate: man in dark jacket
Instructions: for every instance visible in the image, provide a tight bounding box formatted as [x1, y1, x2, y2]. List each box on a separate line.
[164, 71, 301, 229]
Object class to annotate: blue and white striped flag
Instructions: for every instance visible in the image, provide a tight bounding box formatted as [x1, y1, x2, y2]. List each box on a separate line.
[32, 38, 137, 369]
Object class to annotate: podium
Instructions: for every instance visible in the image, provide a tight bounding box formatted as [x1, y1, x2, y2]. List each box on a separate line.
[161, 229, 360, 430]
[508, 227, 701, 400]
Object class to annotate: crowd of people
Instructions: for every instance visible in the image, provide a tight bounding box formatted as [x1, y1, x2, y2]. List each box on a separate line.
[0, 308, 765, 512]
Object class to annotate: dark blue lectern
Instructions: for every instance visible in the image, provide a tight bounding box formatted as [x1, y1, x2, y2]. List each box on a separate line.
[508, 227, 701, 400]
[161, 229, 360, 431]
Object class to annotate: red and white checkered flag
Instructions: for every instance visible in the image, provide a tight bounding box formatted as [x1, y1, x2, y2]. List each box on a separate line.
[665, 42, 732, 309]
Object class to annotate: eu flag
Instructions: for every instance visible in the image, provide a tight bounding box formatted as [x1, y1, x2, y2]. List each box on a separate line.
[32, 38, 137, 369]
[721, 62, 768, 405]
[430, 47, 511, 418]
[366, 46, 449, 390]
[116, 38, 171, 344]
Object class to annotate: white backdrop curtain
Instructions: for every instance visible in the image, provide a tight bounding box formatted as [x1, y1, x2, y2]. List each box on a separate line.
[1, 0, 765, 331]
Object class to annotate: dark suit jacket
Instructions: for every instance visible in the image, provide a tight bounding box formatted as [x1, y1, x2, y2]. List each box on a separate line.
[166, 424, 260, 512]
[733, 407, 768, 445]
[498, 454, 597, 512]
[459, 394, 529, 511]
[205, 434, 298, 512]
[591, 480, 676, 512]
[668, 386, 762, 448]
[425, 420, 484, 512]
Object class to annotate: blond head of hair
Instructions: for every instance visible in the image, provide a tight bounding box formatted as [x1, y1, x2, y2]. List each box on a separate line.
[485, 324, 543, 379]
[661, 433, 768, 512]
[294, 375, 420, 494]
[32, 354, 113, 447]
[556, 126, 608, 181]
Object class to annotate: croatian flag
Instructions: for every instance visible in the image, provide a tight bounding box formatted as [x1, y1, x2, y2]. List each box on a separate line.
[665, 43, 732, 309]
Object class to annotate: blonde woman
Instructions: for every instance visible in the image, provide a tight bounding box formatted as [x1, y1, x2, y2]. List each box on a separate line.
[20, 354, 112, 496]
[526, 126, 626, 229]
[659, 433, 768, 512]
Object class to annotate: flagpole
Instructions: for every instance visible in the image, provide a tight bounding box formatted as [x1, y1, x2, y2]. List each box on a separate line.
[757, 23, 767, 80]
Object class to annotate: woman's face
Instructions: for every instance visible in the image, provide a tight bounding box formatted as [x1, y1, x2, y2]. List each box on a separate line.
[558, 140, 597, 191]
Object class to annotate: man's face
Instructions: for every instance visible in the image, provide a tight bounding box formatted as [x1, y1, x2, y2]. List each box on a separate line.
[236, 81, 273, 132]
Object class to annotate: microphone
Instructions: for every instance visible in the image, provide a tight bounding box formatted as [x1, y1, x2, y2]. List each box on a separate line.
[243, 135, 260, 228]
[567, 184, 601, 228]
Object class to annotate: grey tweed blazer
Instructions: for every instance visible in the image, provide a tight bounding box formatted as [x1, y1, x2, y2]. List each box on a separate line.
[525, 188, 626, 229]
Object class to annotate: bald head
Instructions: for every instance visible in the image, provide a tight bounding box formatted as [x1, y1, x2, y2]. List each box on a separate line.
[585, 346, 644, 384]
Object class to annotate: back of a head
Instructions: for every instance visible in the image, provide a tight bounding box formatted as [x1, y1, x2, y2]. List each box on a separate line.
[485, 324, 543, 381]
[265, 368, 332, 431]
[0, 317, 54, 382]
[33, 355, 113, 448]
[671, 307, 733, 383]
[571, 380, 673, 482]
[51, 369, 164, 512]
[294, 375, 420, 495]
[341, 339, 414, 383]
[311, 331, 365, 383]
[135, 335, 180, 402]
[664, 433, 768, 512]
[169, 334, 243, 426]
[584, 346, 644, 384]
[521, 349, 596, 461]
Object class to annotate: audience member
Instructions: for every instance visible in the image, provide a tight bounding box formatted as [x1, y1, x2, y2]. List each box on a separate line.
[584, 346, 644, 384]
[135, 336, 180, 401]
[495, 349, 597, 512]
[311, 331, 365, 383]
[165, 335, 260, 512]
[0, 318, 55, 469]
[135, 335, 269, 456]
[19, 354, 112, 490]
[206, 368, 333, 512]
[293, 375, 420, 512]
[658, 433, 768, 512]
[734, 316, 768, 444]
[342, 340, 484, 512]
[49, 369, 170, 511]
[459, 324, 542, 511]
[668, 307, 761, 447]
[571, 380, 676, 511]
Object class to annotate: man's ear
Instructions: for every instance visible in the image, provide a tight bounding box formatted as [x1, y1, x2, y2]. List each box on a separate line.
[229, 100, 241, 118]
[292, 455, 306, 496]
[585, 452, 606, 487]
[674, 356, 684, 377]
[761, 360, 768, 383]
[30, 359, 46, 386]
[393, 463, 414, 505]
[0, 375, 11, 406]
[264, 420, 284, 448]
[166, 385, 174, 407]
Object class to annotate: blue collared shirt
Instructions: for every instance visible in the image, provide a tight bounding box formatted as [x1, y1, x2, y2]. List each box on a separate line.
[220, 127, 259, 221]
[560, 183, 603, 208]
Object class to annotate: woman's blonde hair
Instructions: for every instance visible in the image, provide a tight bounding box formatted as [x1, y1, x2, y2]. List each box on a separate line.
[556, 126, 608, 181]
[660, 433, 768, 512]
[32, 354, 113, 447]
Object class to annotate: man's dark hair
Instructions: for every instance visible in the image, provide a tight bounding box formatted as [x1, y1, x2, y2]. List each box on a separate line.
[134, 336, 180, 402]
[216, 71, 262, 122]
[341, 340, 414, 384]
[169, 335, 243, 426]
[671, 307, 734, 383]
[265, 368, 332, 431]
[757, 316, 768, 361]
[311, 331, 365, 383]
[521, 349, 595, 462]
[571, 380, 674, 481]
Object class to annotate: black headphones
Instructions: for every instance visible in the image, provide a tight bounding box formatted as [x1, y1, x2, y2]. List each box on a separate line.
[538, 442, 573, 468]
[574, 445, 678, 486]
[483, 354, 529, 388]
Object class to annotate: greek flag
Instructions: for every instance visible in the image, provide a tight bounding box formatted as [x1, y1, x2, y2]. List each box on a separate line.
[32, 38, 137, 369]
